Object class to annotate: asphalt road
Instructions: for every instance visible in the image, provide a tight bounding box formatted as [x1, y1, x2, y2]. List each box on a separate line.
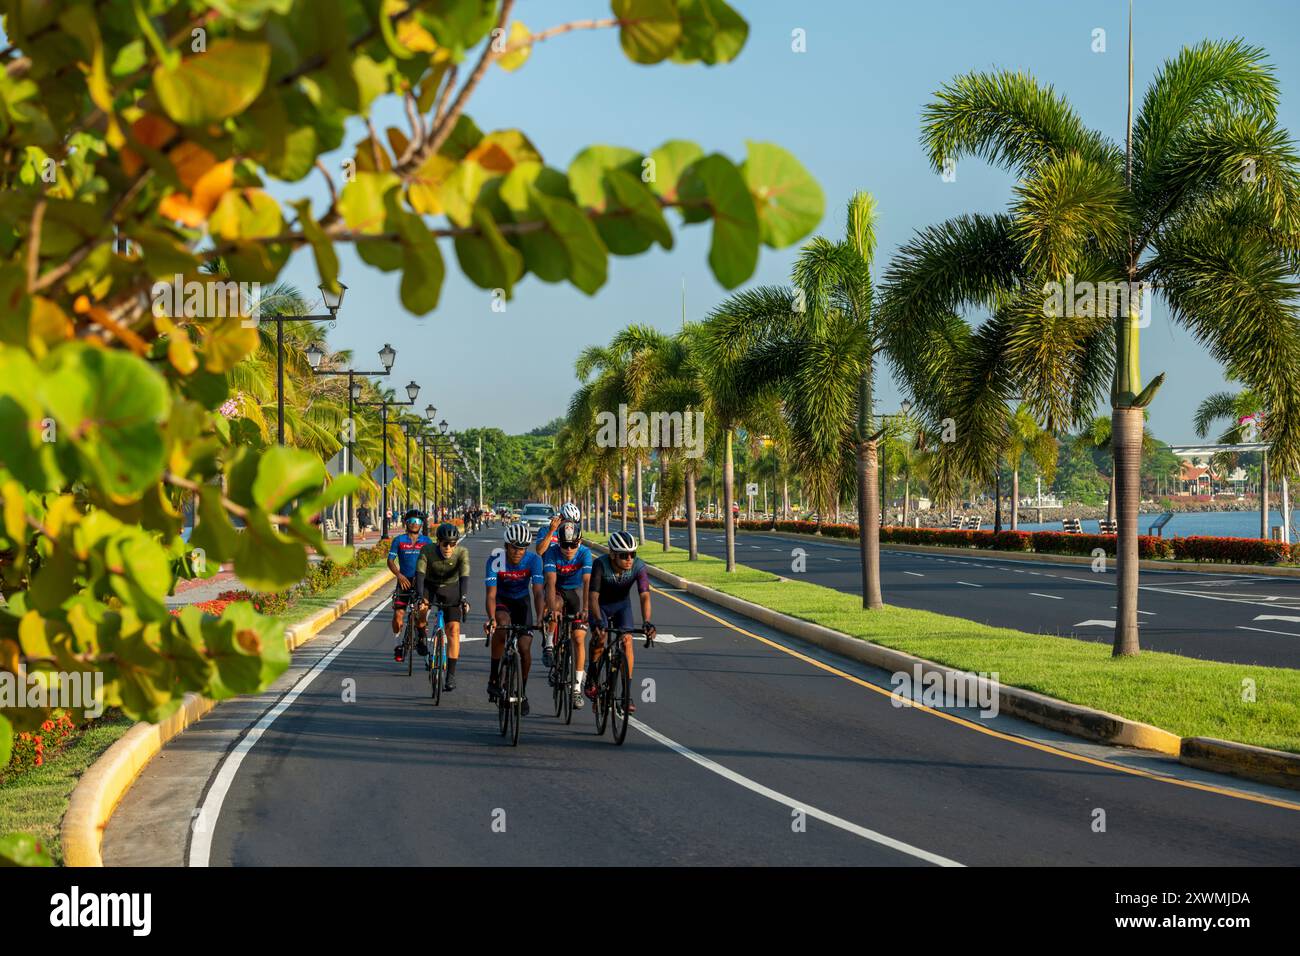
[104, 525, 1300, 867]
[637, 525, 1300, 669]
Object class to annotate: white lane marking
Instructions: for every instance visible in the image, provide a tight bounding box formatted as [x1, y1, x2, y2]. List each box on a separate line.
[956, 581, 981, 588]
[1111, 606, 1156, 616]
[903, 571, 924, 577]
[188, 598, 391, 867]
[1237, 625, 1300, 637]
[826, 557, 842, 563]
[652, 633, 703, 644]
[1254, 614, 1300, 624]
[1074, 619, 1116, 628]
[630, 717, 963, 867]
[1030, 593, 1062, 600]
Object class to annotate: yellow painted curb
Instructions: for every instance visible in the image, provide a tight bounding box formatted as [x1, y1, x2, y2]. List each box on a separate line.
[61, 566, 394, 868]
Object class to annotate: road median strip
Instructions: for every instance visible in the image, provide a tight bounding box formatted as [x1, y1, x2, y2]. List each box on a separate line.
[591, 535, 1300, 791]
[61, 567, 394, 868]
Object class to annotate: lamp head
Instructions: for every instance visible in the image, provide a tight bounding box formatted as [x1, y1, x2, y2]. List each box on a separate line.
[319, 281, 347, 313]
[305, 342, 325, 369]
[378, 342, 396, 371]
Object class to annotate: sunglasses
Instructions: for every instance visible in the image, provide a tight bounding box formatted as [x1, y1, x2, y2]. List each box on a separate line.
[614, 551, 636, 560]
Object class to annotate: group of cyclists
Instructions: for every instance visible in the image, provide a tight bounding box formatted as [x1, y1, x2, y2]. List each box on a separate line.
[386, 503, 655, 718]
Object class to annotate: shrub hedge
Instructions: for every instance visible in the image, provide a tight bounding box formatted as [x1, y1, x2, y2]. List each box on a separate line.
[665, 519, 1287, 564]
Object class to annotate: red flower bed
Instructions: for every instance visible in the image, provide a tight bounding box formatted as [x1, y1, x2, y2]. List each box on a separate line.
[1169, 536, 1289, 564]
[6, 713, 75, 774]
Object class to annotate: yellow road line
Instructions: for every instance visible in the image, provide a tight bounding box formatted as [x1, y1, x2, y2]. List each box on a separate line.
[652, 586, 1300, 813]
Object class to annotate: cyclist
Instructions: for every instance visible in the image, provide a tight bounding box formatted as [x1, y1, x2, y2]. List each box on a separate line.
[411, 522, 472, 691]
[534, 501, 581, 555]
[388, 509, 432, 662]
[542, 520, 593, 708]
[586, 530, 655, 711]
[485, 522, 545, 714]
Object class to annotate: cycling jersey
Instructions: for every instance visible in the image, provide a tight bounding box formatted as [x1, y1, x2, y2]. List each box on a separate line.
[589, 553, 649, 605]
[388, 533, 432, 578]
[413, 543, 471, 602]
[542, 543, 592, 590]
[485, 549, 543, 600]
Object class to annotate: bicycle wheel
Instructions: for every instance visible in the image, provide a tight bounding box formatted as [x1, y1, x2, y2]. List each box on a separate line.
[551, 638, 565, 717]
[498, 653, 512, 737]
[561, 645, 575, 725]
[406, 619, 415, 677]
[611, 650, 631, 745]
[591, 653, 608, 736]
[431, 633, 444, 705]
[507, 651, 522, 747]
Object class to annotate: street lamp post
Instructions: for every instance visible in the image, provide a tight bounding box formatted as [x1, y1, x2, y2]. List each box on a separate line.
[356, 380, 420, 538]
[268, 283, 346, 446]
[306, 341, 397, 546]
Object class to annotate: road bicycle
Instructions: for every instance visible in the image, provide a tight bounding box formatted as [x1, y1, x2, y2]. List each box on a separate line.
[396, 586, 419, 677]
[588, 622, 654, 745]
[484, 621, 543, 746]
[548, 611, 582, 725]
[423, 600, 463, 706]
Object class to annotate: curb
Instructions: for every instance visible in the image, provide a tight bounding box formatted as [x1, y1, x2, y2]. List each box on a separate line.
[61, 566, 394, 868]
[673, 524, 1300, 578]
[605, 545, 1300, 789]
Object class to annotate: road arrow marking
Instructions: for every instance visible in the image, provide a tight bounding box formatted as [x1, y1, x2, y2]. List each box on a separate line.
[1074, 620, 1115, 628]
[652, 633, 702, 644]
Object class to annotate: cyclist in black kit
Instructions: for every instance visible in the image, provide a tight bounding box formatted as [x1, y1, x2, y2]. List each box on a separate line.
[585, 531, 655, 711]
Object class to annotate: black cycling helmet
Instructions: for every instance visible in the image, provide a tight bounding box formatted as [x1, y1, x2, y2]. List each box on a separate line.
[435, 522, 459, 544]
[403, 509, 425, 526]
[557, 521, 582, 548]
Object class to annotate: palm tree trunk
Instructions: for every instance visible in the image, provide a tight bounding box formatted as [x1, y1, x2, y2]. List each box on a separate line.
[782, 476, 790, 520]
[904, 477, 911, 526]
[858, 440, 883, 610]
[602, 473, 610, 535]
[1113, 406, 1144, 656]
[635, 457, 645, 544]
[723, 428, 736, 572]
[1261, 452, 1270, 538]
[620, 461, 628, 531]
[1011, 469, 1019, 531]
[1107, 469, 1117, 523]
[686, 468, 699, 560]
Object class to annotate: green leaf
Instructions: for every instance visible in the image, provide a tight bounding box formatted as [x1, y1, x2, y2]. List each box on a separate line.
[500, 163, 573, 282]
[742, 141, 824, 248]
[293, 200, 339, 294]
[454, 203, 523, 295]
[235, 511, 308, 591]
[605, 167, 674, 250]
[647, 139, 704, 202]
[531, 189, 608, 294]
[672, 0, 748, 65]
[188, 486, 241, 563]
[253, 446, 326, 513]
[0, 714, 10, 768]
[339, 172, 400, 234]
[678, 154, 759, 289]
[613, 0, 682, 65]
[0, 832, 54, 867]
[152, 40, 272, 126]
[39, 345, 170, 502]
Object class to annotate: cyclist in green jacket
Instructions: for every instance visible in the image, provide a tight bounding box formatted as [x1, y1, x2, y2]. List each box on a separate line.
[412, 522, 472, 692]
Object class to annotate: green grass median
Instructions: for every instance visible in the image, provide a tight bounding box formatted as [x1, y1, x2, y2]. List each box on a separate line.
[592, 534, 1300, 754]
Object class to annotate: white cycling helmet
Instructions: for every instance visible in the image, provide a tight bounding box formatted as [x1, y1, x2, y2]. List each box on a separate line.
[504, 522, 532, 546]
[560, 501, 581, 523]
[608, 530, 638, 553]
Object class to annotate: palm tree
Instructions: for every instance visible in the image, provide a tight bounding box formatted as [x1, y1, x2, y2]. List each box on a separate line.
[1006, 405, 1058, 530]
[700, 193, 885, 603]
[1194, 386, 1279, 537]
[889, 36, 1300, 654]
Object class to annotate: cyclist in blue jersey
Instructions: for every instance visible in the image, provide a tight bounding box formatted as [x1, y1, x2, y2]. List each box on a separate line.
[585, 530, 655, 711]
[388, 509, 433, 662]
[542, 520, 593, 708]
[484, 522, 546, 713]
[533, 501, 582, 555]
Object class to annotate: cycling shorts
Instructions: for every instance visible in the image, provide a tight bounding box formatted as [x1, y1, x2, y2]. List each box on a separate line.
[393, 585, 416, 610]
[598, 600, 635, 634]
[496, 595, 530, 628]
[427, 582, 465, 623]
[559, 587, 584, 620]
